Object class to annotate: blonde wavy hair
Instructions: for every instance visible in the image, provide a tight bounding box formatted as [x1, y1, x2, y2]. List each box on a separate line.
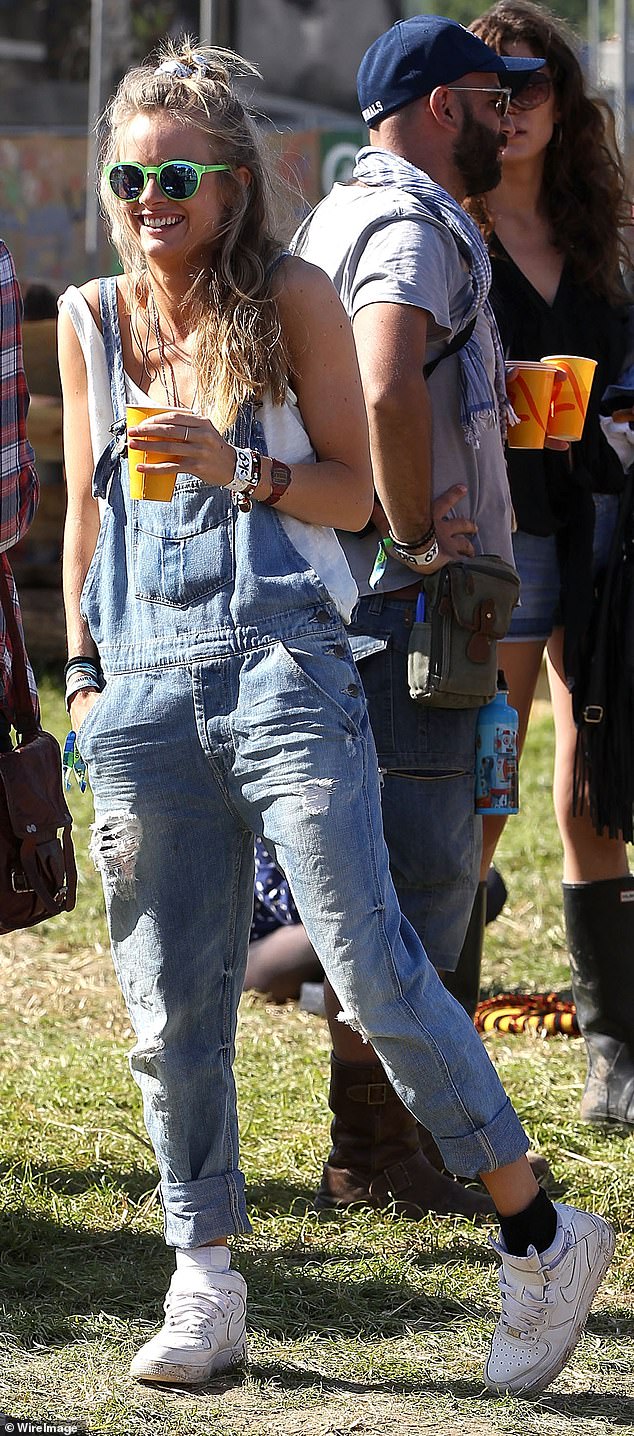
[99, 38, 290, 432]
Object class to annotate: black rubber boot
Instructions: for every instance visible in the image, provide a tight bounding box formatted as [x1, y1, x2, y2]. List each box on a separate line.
[486, 865, 508, 925]
[442, 879, 486, 1021]
[563, 875, 634, 1127]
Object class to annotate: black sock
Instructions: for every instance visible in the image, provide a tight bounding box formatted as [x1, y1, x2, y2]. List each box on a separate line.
[497, 1188, 558, 1257]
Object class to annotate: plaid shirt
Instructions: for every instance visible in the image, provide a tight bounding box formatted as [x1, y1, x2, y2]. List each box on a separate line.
[0, 240, 39, 723]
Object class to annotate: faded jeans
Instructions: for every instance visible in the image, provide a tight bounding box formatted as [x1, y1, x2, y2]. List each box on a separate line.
[80, 631, 527, 1248]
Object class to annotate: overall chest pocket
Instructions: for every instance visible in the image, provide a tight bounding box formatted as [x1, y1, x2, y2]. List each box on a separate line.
[132, 478, 234, 608]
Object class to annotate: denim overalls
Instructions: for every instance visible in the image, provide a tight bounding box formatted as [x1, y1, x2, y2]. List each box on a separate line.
[77, 277, 527, 1247]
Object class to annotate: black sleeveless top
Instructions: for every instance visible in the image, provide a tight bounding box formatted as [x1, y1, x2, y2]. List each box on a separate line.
[489, 233, 629, 537]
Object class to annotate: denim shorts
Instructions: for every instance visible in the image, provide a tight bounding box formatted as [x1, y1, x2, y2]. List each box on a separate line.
[507, 492, 618, 642]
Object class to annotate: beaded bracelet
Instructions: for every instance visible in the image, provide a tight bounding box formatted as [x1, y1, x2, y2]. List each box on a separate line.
[369, 530, 439, 589]
[388, 532, 440, 568]
[226, 447, 262, 512]
[387, 522, 435, 553]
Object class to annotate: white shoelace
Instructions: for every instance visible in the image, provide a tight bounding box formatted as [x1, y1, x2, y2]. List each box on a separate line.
[498, 1275, 552, 1339]
[165, 1289, 229, 1337]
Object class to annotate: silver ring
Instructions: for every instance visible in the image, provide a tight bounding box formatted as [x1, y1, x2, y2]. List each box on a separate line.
[183, 425, 189, 442]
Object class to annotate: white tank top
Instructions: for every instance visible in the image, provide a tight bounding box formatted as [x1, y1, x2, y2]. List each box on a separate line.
[60, 285, 358, 622]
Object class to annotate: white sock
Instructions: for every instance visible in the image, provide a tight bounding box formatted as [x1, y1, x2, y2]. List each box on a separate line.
[176, 1245, 231, 1274]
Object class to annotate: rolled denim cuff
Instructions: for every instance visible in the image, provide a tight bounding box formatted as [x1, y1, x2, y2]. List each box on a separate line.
[160, 1170, 251, 1248]
[437, 1095, 529, 1179]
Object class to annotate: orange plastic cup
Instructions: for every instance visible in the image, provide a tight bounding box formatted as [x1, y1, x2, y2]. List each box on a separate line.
[126, 404, 179, 502]
[541, 354, 597, 441]
[506, 363, 557, 449]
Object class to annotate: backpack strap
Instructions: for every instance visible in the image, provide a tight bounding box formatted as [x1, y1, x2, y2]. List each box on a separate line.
[423, 315, 477, 379]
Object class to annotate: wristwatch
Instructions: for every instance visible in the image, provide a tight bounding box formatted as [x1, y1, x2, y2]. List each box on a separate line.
[262, 458, 292, 507]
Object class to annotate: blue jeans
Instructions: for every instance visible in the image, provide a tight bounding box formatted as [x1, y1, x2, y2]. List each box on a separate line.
[77, 278, 528, 1249]
[349, 594, 481, 972]
[81, 640, 526, 1245]
[507, 493, 618, 641]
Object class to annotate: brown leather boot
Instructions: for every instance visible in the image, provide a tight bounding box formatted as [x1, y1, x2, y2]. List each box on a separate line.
[314, 1056, 495, 1219]
[417, 1120, 555, 1190]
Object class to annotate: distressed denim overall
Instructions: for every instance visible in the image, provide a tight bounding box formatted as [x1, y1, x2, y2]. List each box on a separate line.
[77, 277, 527, 1247]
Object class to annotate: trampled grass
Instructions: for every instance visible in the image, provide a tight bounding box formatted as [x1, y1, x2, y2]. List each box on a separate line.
[0, 680, 632, 1436]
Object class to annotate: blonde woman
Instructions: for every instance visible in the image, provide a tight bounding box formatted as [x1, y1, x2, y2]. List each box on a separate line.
[59, 39, 612, 1397]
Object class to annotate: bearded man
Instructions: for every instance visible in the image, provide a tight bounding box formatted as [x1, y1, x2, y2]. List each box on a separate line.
[293, 15, 544, 1217]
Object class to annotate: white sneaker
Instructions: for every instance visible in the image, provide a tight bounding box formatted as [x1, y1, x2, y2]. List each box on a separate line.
[130, 1266, 247, 1385]
[485, 1201, 615, 1397]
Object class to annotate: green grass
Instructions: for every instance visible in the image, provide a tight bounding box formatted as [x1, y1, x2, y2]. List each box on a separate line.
[0, 680, 632, 1436]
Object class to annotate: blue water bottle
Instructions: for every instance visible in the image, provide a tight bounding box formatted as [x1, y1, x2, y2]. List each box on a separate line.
[474, 670, 519, 815]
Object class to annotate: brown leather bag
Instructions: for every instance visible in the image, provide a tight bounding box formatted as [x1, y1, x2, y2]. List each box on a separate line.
[0, 563, 76, 933]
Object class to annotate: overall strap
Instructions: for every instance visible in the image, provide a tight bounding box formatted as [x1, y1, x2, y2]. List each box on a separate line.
[229, 401, 269, 457]
[91, 278, 129, 500]
[266, 249, 291, 278]
[95, 274, 269, 459]
[98, 277, 127, 422]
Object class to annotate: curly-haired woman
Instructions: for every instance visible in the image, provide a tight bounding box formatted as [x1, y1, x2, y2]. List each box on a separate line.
[468, 0, 634, 1127]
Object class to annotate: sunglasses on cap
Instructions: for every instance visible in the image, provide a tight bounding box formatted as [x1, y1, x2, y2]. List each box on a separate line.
[509, 74, 554, 110]
[106, 159, 232, 202]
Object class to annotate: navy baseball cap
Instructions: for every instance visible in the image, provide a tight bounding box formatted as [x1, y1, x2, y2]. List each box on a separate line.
[358, 15, 544, 126]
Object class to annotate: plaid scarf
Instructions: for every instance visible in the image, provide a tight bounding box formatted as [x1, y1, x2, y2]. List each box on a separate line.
[353, 146, 509, 446]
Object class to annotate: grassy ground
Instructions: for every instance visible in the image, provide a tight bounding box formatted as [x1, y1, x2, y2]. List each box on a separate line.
[0, 680, 632, 1436]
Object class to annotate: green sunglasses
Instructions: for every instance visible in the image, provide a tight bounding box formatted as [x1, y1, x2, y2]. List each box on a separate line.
[106, 159, 232, 202]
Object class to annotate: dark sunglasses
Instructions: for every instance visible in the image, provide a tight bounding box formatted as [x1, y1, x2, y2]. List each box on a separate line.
[106, 159, 231, 202]
[509, 75, 554, 111]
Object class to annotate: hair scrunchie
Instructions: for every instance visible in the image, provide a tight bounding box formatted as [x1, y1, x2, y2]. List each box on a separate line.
[154, 54, 209, 79]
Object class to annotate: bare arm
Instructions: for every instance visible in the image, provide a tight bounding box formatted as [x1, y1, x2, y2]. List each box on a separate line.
[352, 301, 435, 545]
[58, 297, 102, 728]
[274, 258, 373, 529]
[128, 259, 374, 532]
[351, 301, 476, 568]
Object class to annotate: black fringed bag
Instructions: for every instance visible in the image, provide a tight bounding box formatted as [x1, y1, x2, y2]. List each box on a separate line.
[572, 468, 634, 840]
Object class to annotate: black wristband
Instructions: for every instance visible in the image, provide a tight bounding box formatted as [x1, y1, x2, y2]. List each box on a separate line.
[64, 656, 102, 681]
[388, 523, 435, 553]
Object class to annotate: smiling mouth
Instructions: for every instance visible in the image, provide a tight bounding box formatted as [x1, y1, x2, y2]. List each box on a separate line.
[137, 215, 184, 228]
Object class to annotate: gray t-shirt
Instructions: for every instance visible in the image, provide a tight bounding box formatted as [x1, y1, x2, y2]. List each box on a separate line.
[293, 182, 514, 594]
